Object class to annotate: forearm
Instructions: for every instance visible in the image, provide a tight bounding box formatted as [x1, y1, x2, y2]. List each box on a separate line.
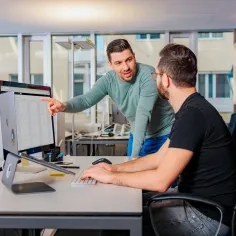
[115, 152, 159, 172]
[64, 95, 91, 113]
[111, 169, 165, 191]
[64, 77, 107, 113]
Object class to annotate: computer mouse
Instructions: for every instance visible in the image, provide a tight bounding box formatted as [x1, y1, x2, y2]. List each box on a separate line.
[92, 158, 112, 165]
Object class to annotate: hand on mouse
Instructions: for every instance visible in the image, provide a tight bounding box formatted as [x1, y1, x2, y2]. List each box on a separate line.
[81, 166, 115, 184]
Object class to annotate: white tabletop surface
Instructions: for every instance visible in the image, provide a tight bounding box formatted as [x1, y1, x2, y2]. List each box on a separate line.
[0, 156, 142, 216]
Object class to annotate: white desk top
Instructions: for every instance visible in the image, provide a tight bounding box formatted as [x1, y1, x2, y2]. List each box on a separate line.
[0, 156, 142, 216]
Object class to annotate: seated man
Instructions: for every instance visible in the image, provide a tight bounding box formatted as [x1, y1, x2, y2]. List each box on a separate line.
[81, 43, 236, 236]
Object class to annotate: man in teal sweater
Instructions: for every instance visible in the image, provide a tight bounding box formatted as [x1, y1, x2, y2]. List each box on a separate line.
[41, 39, 174, 158]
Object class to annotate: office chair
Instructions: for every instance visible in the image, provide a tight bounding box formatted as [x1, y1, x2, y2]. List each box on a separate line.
[147, 192, 235, 236]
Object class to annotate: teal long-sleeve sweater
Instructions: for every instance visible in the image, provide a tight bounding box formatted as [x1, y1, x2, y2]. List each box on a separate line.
[65, 63, 174, 157]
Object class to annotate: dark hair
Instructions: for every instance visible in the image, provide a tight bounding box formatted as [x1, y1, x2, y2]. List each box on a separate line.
[158, 43, 198, 87]
[106, 39, 134, 62]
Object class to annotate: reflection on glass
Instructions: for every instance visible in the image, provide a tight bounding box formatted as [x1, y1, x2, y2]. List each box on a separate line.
[0, 37, 18, 81]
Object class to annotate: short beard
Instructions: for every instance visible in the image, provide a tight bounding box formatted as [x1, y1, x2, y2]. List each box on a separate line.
[158, 81, 169, 100]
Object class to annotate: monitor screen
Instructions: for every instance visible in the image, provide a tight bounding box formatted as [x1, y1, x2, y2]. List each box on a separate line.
[0, 81, 55, 157]
[15, 94, 54, 152]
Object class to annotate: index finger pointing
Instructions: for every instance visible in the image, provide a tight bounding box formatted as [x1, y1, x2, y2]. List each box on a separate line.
[40, 97, 53, 102]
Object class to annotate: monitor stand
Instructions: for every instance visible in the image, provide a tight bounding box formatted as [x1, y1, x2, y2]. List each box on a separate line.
[2, 153, 55, 194]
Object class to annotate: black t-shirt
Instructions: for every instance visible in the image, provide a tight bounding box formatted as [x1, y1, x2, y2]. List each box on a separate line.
[169, 93, 236, 223]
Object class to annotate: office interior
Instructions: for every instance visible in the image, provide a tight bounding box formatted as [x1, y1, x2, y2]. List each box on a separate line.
[0, 0, 236, 235]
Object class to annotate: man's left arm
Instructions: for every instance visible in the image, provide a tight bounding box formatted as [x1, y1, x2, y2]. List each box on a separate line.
[81, 146, 193, 191]
[131, 76, 158, 157]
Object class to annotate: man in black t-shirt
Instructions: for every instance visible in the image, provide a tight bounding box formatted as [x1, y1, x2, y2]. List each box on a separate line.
[81, 44, 236, 236]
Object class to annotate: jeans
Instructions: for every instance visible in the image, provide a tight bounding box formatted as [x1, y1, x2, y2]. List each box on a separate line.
[143, 189, 229, 236]
[127, 133, 169, 157]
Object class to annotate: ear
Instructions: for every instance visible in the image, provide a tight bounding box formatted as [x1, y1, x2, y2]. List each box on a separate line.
[162, 73, 170, 88]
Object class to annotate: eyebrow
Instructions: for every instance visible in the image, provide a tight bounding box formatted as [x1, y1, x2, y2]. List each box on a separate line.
[114, 56, 133, 64]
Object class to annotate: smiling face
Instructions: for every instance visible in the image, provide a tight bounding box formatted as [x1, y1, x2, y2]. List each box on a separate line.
[108, 49, 137, 82]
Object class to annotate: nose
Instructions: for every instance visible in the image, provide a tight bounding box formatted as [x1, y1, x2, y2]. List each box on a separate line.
[123, 62, 130, 71]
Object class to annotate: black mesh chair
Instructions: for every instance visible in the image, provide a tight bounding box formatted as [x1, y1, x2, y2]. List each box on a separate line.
[147, 192, 235, 236]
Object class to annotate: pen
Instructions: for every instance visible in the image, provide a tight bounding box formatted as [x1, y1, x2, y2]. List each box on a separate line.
[59, 165, 80, 169]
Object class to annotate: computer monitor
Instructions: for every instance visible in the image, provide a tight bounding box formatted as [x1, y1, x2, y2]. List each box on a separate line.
[0, 81, 55, 159]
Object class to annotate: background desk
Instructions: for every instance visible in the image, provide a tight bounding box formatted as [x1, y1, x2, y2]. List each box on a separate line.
[0, 156, 142, 236]
[66, 136, 129, 156]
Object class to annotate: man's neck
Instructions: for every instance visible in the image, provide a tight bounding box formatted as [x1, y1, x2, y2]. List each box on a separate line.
[169, 87, 197, 113]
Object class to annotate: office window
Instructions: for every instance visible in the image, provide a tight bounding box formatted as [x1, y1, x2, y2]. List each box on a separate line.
[74, 73, 84, 97]
[212, 32, 223, 38]
[198, 30, 233, 121]
[136, 34, 147, 40]
[52, 35, 92, 123]
[0, 37, 18, 81]
[216, 74, 230, 98]
[30, 74, 43, 85]
[198, 32, 223, 39]
[208, 74, 213, 98]
[136, 33, 161, 40]
[150, 33, 161, 39]
[198, 74, 206, 97]
[10, 74, 18, 82]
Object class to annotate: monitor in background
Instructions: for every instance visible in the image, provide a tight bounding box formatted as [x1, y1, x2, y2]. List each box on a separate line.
[0, 81, 55, 159]
[112, 104, 127, 125]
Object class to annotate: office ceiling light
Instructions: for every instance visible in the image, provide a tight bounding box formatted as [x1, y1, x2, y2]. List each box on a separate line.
[55, 38, 95, 50]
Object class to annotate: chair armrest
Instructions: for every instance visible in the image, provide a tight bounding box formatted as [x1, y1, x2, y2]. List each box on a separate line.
[147, 192, 224, 211]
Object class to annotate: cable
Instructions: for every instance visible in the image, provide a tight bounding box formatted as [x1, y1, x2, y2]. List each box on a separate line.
[214, 206, 223, 236]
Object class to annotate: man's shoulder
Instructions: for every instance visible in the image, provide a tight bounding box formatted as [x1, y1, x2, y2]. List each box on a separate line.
[136, 63, 155, 84]
[97, 71, 117, 84]
[137, 63, 155, 73]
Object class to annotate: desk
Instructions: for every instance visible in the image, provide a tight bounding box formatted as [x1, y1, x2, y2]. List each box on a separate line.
[0, 156, 142, 236]
[66, 136, 129, 156]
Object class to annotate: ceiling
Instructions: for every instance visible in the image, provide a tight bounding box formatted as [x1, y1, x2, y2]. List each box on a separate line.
[0, 0, 235, 34]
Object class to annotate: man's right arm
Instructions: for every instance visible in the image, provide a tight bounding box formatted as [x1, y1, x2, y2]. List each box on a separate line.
[115, 139, 170, 172]
[65, 76, 108, 113]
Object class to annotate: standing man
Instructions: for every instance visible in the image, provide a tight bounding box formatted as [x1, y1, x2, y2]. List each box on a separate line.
[42, 39, 174, 158]
[81, 44, 236, 236]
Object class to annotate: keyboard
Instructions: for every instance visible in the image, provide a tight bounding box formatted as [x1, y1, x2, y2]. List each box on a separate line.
[71, 170, 97, 187]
